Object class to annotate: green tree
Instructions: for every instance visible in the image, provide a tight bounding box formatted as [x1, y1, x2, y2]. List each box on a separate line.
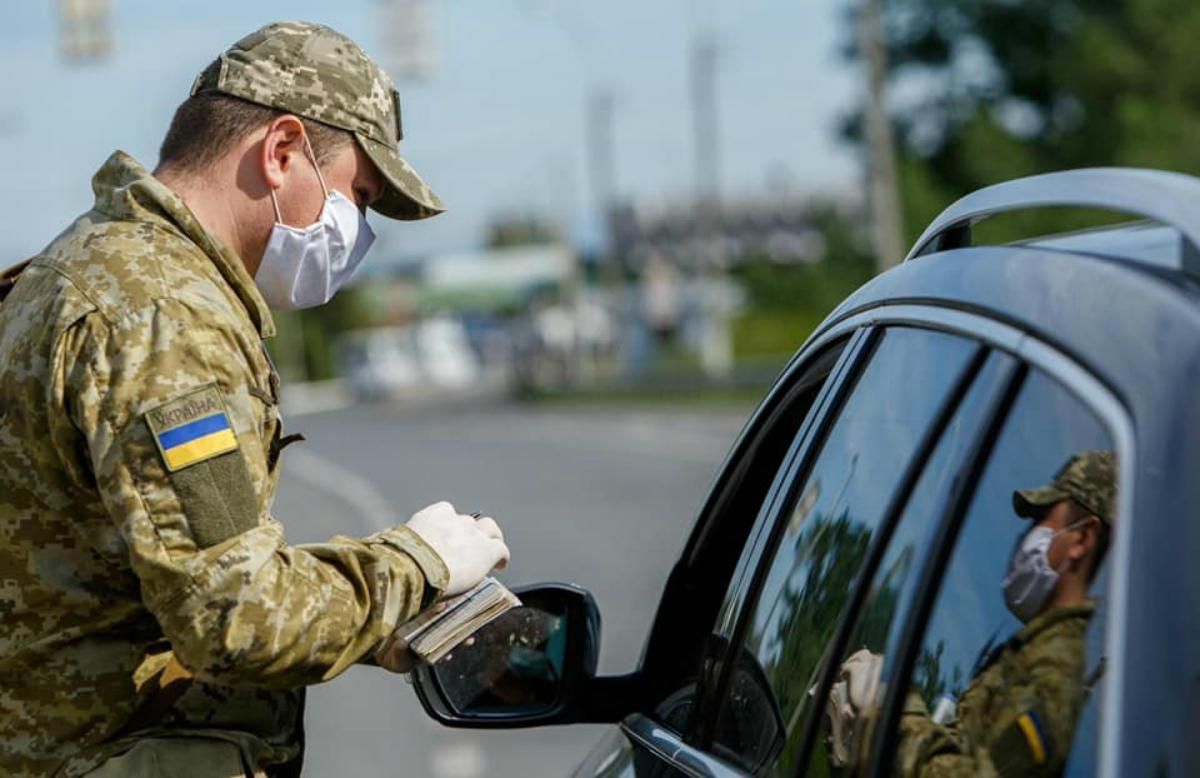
[849, 0, 1200, 244]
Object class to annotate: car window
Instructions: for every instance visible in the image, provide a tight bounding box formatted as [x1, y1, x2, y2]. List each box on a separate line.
[707, 327, 980, 774]
[881, 369, 1116, 777]
[642, 338, 850, 736]
[801, 352, 1015, 777]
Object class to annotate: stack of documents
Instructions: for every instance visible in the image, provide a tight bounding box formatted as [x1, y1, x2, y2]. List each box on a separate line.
[397, 577, 522, 665]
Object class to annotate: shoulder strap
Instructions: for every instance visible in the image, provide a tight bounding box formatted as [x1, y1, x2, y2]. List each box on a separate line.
[0, 260, 31, 304]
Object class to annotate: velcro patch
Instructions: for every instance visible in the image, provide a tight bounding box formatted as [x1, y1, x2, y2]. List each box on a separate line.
[145, 385, 239, 472]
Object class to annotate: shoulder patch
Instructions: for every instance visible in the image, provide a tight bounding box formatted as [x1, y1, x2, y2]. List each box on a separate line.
[992, 707, 1054, 777]
[145, 385, 238, 472]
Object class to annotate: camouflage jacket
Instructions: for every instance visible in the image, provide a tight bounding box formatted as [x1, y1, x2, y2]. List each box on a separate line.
[0, 152, 448, 776]
[897, 602, 1096, 778]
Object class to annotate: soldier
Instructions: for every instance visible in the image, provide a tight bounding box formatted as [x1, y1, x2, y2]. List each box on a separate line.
[895, 450, 1117, 777]
[0, 21, 510, 777]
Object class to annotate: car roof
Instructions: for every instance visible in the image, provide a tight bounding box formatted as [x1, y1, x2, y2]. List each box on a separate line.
[818, 223, 1200, 411]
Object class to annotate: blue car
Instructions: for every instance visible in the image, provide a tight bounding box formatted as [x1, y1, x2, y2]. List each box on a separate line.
[412, 169, 1200, 778]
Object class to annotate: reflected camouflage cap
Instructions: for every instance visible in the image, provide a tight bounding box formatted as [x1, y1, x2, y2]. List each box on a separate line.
[191, 21, 444, 221]
[1013, 450, 1118, 525]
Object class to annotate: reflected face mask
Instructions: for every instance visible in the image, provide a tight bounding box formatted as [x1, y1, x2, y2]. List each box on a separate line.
[255, 139, 376, 310]
[1002, 525, 1067, 622]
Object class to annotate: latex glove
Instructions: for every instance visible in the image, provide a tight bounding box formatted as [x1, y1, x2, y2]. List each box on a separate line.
[823, 649, 884, 768]
[841, 648, 883, 713]
[405, 501, 510, 597]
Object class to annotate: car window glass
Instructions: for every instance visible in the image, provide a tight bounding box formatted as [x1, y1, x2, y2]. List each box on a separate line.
[803, 353, 1013, 776]
[645, 339, 848, 735]
[709, 327, 979, 774]
[885, 370, 1115, 778]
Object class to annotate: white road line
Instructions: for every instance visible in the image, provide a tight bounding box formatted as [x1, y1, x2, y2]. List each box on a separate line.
[283, 447, 395, 533]
[428, 741, 485, 778]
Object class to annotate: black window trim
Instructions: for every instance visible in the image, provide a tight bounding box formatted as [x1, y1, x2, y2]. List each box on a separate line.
[708, 328, 875, 642]
[863, 358, 1028, 777]
[785, 344, 1004, 775]
[809, 303, 1136, 778]
[689, 327, 882, 749]
[695, 323, 993, 771]
[634, 330, 862, 718]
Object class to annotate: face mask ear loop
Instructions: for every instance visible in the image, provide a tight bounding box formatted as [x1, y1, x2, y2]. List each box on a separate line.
[303, 135, 331, 201]
[269, 187, 284, 224]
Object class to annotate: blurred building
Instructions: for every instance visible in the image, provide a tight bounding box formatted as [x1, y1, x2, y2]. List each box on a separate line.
[608, 196, 844, 270]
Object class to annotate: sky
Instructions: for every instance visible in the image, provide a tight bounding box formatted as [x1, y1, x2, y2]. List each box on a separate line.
[0, 0, 861, 265]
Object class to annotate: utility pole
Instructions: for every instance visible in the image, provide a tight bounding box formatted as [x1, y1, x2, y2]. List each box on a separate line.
[691, 33, 721, 209]
[586, 87, 623, 282]
[57, 0, 113, 64]
[586, 88, 616, 229]
[689, 31, 733, 378]
[378, 0, 439, 81]
[857, 0, 906, 272]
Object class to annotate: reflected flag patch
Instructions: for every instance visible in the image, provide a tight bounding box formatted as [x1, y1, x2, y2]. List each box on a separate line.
[145, 385, 239, 472]
[1015, 710, 1048, 765]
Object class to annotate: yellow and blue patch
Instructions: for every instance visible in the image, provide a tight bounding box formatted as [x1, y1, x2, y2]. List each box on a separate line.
[145, 386, 239, 472]
[1015, 710, 1048, 765]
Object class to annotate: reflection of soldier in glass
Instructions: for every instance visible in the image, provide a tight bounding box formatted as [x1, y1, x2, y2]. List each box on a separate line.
[437, 607, 565, 713]
[896, 450, 1117, 778]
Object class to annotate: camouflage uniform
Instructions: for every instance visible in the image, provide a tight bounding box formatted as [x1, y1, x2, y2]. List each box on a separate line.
[896, 602, 1095, 778]
[897, 451, 1116, 777]
[0, 21, 448, 778]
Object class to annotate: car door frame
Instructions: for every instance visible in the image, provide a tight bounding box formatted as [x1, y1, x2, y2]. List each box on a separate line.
[764, 302, 1135, 778]
[608, 327, 879, 778]
[848, 308, 1136, 778]
[689, 320, 1008, 769]
[616, 301, 1135, 778]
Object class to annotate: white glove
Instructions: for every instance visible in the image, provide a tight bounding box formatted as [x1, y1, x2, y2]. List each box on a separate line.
[405, 501, 510, 596]
[822, 649, 884, 768]
[841, 648, 883, 713]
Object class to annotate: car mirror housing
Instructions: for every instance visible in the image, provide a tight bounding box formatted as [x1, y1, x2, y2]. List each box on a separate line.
[412, 583, 605, 728]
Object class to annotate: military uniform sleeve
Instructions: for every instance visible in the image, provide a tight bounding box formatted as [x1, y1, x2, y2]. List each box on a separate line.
[58, 298, 448, 688]
[895, 636, 1086, 778]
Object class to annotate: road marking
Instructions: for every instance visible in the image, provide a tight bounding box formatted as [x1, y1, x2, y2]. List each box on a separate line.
[283, 447, 395, 532]
[429, 741, 485, 778]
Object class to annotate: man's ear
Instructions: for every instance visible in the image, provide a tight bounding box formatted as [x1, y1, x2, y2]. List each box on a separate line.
[1069, 516, 1101, 561]
[259, 115, 307, 191]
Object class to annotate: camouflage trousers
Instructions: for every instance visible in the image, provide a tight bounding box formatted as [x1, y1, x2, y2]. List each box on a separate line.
[84, 738, 265, 778]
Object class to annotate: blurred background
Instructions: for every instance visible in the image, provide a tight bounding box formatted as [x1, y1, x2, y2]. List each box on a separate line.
[4, 0, 1197, 775]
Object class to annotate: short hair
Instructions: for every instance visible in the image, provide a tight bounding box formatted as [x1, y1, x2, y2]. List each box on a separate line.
[158, 76, 351, 175]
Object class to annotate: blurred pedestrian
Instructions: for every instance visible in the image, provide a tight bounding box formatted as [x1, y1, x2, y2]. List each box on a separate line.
[0, 21, 508, 777]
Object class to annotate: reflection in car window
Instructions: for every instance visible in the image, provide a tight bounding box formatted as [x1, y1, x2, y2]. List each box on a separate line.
[644, 340, 848, 737]
[889, 370, 1116, 778]
[710, 327, 979, 775]
[806, 353, 1013, 776]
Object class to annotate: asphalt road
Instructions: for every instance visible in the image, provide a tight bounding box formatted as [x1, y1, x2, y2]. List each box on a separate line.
[271, 401, 753, 778]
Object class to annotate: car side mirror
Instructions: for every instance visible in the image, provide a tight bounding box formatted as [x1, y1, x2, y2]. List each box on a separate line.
[411, 583, 600, 727]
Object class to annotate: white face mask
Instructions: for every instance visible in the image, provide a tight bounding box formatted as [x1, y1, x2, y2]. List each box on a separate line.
[255, 140, 376, 310]
[1002, 522, 1084, 623]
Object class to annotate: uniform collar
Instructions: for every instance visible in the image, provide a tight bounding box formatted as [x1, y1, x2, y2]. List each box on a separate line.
[1013, 599, 1096, 646]
[90, 150, 276, 338]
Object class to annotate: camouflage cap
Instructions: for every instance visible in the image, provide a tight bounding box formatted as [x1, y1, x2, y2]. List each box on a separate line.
[191, 21, 445, 221]
[1012, 450, 1118, 525]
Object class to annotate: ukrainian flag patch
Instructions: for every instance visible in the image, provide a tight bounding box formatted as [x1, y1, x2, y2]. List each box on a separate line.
[145, 385, 239, 472]
[1015, 710, 1048, 765]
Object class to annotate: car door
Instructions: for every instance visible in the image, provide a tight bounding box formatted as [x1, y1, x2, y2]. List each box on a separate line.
[689, 331, 1123, 778]
[570, 330, 868, 778]
[691, 326, 1001, 777]
[855, 363, 1121, 778]
[577, 324, 1003, 777]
